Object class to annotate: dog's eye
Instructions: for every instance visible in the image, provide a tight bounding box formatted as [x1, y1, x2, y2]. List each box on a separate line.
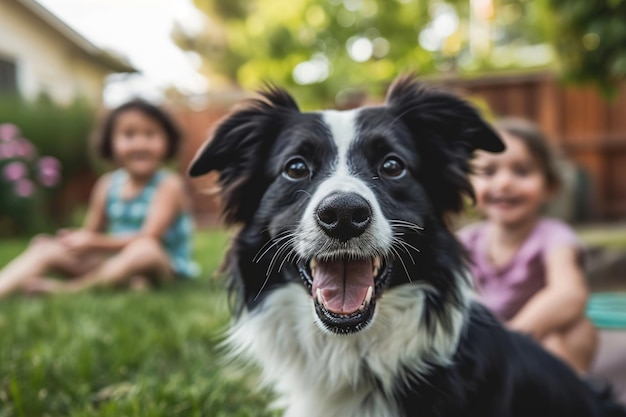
[284, 158, 310, 180]
[380, 157, 405, 178]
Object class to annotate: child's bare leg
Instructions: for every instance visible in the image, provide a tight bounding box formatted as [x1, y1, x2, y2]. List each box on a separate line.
[541, 317, 598, 373]
[22, 277, 67, 294]
[128, 276, 150, 291]
[68, 237, 172, 292]
[0, 237, 99, 298]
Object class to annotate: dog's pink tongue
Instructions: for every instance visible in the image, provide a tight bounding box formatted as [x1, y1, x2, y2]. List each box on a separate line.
[311, 259, 373, 315]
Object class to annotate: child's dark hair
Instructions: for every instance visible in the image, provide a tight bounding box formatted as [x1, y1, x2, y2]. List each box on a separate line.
[97, 99, 182, 160]
[494, 118, 561, 191]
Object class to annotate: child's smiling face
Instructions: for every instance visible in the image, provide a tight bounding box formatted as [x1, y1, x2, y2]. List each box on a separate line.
[471, 132, 553, 228]
[111, 110, 168, 178]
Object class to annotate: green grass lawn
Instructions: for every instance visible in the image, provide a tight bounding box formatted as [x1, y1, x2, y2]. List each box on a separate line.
[2, 225, 625, 417]
[0, 230, 278, 417]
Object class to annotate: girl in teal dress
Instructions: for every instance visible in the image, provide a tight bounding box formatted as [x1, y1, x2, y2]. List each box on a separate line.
[0, 99, 198, 297]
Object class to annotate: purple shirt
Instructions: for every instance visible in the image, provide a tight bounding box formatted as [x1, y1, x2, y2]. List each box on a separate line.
[457, 219, 584, 322]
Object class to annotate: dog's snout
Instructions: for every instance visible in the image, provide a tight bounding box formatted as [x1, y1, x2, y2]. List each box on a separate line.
[316, 193, 372, 241]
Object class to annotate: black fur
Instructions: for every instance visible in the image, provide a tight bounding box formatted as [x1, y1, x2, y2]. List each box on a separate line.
[189, 75, 625, 417]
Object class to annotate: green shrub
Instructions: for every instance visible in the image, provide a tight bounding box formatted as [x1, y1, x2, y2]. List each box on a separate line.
[0, 93, 95, 178]
[0, 94, 95, 235]
[0, 123, 63, 236]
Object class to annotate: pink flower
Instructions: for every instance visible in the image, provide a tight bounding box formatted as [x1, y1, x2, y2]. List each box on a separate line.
[15, 139, 36, 159]
[3, 161, 28, 181]
[36, 156, 61, 187]
[40, 172, 59, 187]
[38, 156, 61, 172]
[0, 124, 20, 141]
[0, 142, 18, 159]
[39, 168, 60, 187]
[14, 179, 34, 198]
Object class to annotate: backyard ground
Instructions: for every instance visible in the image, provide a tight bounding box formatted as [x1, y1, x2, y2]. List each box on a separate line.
[0, 229, 279, 417]
[0, 225, 625, 416]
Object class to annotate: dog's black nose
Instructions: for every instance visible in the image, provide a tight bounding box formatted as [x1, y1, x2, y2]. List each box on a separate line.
[316, 192, 371, 241]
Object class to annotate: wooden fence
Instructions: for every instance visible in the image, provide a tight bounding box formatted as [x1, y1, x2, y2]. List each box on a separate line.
[171, 72, 626, 226]
[174, 91, 249, 227]
[437, 72, 626, 220]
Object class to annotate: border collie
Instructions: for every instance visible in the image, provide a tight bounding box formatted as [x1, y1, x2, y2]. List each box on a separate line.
[189, 76, 625, 417]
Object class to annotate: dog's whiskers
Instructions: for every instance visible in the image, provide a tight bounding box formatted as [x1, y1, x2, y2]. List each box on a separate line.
[253, 231, 297, 263]
[266, 238, 296, 277]
[389, 245, 412, 283]
[278, 248, 301, 273]
[389, 219, 424, 233]
[252, 230, 297, 301]
[389, 220, 423, 270]
[392, 237, 417, 265]
[392, 236, 420, 255]
[253, 236, 297, 301]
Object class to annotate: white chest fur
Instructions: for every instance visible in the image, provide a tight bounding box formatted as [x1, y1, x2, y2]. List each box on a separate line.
[226, 282, 468, 417]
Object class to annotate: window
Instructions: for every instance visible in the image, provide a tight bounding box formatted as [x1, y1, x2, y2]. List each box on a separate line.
[0, 57, 17, 95]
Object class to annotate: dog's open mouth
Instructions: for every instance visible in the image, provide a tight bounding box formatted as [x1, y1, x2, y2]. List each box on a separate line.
[298, 256, 391, 334]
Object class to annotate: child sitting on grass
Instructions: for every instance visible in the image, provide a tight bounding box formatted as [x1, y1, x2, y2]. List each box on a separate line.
[458, 118, 597, 373]
[0, 99, 198, 297]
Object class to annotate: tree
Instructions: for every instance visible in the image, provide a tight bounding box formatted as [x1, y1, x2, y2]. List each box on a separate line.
[174, 0, 626, 107]
[539, 0, 626, 97]
[174, 0, 457, 107]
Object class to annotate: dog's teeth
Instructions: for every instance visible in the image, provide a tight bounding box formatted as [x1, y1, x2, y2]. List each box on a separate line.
[373, 257, 381, 276]
[310, 258, 317, 271]
[359, 286, 374, 311]
[365, 285, 373, 305]
[316, 288, 323, 305]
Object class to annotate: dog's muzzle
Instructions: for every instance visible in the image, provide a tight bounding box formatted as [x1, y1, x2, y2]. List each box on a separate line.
[296, 192, 392, 334]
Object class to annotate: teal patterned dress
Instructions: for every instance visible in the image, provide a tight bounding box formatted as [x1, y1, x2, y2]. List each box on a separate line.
[106, 168, 199, 278]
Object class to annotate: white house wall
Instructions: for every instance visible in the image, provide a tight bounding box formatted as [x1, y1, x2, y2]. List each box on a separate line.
[0, 0, 108, 105]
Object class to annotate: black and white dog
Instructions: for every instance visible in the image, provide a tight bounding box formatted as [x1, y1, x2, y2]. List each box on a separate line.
[189, 76, 624, 417]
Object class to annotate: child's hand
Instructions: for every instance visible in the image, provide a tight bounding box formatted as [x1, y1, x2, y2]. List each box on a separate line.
[55, 228, 75, 238]
[507, 318, 546, 341]
[59, 230, 96, 253]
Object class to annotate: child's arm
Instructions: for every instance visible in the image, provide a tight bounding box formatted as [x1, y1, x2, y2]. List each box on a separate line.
[69, 175, 187, 252]
[507, 245, 588, 340]
[83, 174, 111, 232]
[57, 174, 113, 250]
[139, 174, 187, 240]
[56, 173, 109, 239]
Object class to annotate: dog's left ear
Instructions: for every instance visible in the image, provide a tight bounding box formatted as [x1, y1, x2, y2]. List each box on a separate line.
[386, 75, 504, 213]
[386, 74, 504, 153]
[188, 86, 300, 224]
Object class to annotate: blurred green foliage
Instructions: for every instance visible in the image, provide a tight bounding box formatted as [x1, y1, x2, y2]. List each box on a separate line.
[175, 0, 626, 107]
[177, 0, 457, 107]
[0, 94, 95, 235]
[0, 94, 95, 178]
[539, 0, 626, 96]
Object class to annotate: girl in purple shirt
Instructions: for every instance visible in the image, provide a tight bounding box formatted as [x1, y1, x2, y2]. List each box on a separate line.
[458, 118, 597, 373]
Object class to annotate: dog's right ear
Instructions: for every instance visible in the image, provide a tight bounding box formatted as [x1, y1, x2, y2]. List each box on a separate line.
[188, 87, 299, 223]
[385, 74, 504, 215]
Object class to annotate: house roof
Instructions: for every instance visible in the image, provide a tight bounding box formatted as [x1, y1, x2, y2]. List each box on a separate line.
[18, 0, 137, 73]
